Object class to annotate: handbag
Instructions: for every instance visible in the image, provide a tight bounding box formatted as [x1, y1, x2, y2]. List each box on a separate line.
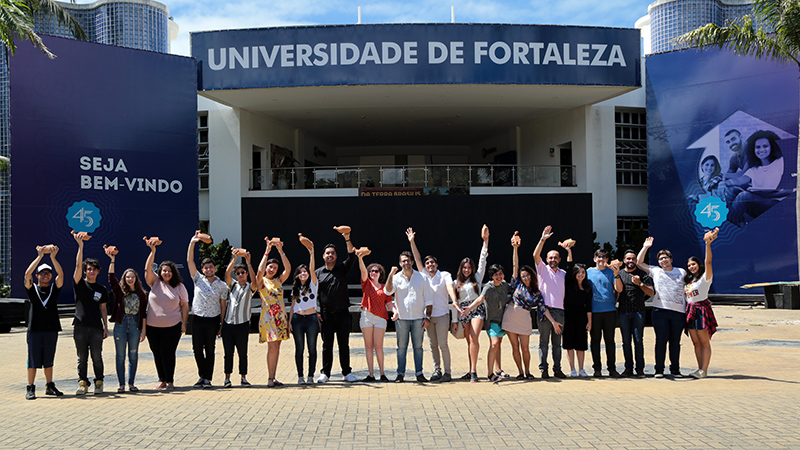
[450, 321, 465, 339]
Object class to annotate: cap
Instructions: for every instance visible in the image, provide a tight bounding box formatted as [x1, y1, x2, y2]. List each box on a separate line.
[36, 263, 53, 274]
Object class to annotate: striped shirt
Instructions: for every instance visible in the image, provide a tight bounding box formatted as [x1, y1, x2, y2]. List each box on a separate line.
[226, 281, 254, 325]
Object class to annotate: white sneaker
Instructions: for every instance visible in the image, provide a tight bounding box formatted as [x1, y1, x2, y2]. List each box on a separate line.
[317, 374, 329, 384]
[570, 370, 578, 377]
[579, 369, 588, 377]
[344, 373, 358, 382]
[306, 376, 314, 385]
[298, 377, 306, 385]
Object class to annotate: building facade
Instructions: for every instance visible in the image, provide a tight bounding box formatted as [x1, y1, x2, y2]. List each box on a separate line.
[643, 0, 753, 54]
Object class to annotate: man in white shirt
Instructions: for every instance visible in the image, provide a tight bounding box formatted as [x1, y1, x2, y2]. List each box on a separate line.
[406, 228, 457, 383]
[384, 251, 432, 383]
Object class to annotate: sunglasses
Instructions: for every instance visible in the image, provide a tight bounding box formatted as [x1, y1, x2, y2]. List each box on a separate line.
[369, 269, 381, 273]
[235, 271, 247, 275]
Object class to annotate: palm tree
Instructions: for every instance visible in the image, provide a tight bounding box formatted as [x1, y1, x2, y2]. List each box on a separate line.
[676, 0, 800, 279]
[1, 0, 86, 58]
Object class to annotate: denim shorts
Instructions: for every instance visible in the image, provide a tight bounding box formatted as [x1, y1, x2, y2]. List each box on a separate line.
[486, 322, 506, 338]
[359, 309, 387, 330]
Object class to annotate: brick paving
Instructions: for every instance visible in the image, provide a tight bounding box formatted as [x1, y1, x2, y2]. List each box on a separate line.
[1, 305, 800, 449]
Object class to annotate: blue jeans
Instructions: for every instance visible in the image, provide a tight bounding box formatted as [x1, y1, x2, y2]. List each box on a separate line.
[291, 314, 320, 377]
[618, 311, 645, 372]
[395, 319, 424, 376]
[114, 315, 141, 386]
[651, 308, 685, 374]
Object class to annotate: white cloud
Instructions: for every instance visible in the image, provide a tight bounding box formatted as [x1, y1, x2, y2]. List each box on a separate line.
[167, 0, 651, 56]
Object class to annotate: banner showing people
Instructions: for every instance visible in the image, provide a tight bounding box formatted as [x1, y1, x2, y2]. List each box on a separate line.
[647, 48, 798, 294]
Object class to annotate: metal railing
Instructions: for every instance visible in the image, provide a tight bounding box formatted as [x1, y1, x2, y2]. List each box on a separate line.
[249, 164, 576, 190]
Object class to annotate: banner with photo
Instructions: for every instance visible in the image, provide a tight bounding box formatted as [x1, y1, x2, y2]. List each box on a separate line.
[646, 48, 798, 294]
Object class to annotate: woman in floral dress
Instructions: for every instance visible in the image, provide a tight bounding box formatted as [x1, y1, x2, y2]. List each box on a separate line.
[257, 237, 291, 387]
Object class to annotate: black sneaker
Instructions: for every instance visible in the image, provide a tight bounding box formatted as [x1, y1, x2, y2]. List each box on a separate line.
[45, 382, 63, 396]
[394, 374, 404, 383]
[541, 370, 551, 379]
[620, 368, 634, 378]
[609, 370, 622, 378]
[634, 370, 646, 379]
[223, 379, 232, 388]
[593, 370, 603, 378]
[203, 379, 213, 389]
[416, 374, 428, 383]
[379, 375, 390, 382]
[654, 371, 665, 378]
[26, 384, 35, 400]
[241, 378, 252, 387]
[439, 372, 452, 383]
[362, 375, 376, 383]
[429, 369, 442, 382]
[553, 370, 567, 379]
[671, 371, 684, 378]
[193, 378, 204, 388]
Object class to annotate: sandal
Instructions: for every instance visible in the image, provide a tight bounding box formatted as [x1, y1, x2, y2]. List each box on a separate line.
[460, 372, 471, 380]
[117, 386, 125, 393]
[488, 373, 500, 382]
[495, 370, 510, 379]
[525, 373, 535, 380]
[470, 372, 478, 383]
[154, 381, 166, 390]
[129, 385, 139, 392]
[516, 374, 525, 380]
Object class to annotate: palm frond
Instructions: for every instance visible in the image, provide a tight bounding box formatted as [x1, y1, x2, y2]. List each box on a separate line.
[675, 14, 799, 67]
[0, 0, 53, 57]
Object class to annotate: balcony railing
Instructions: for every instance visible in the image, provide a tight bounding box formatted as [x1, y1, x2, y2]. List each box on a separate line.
[249, 164, 576, 190]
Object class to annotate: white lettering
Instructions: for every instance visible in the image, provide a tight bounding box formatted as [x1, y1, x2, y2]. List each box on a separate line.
[562, 43, 576, 65]
[429, 41, 448, 64]
[208, 48, 226, 71]
[331, 43, 337, 65]
[360, 42, 381, 64]
[543, 43, 562, 65]
[79, 156, 91, 171]
[513, 42, 529, 64]
[115, 159, 128, 173]
[474, 41, 488, 63]
[170, 180, 183, 193]
[81, 175, 91, 189]
[256, 45, 280, 68]
[450, 41, 464, 64]
[280, 44, 294, 67]
[296, 44, 313, 66]
[591, 44, 607, 66]
[607, 44, 627, 66]
[340, 43, 358, 65]
[404, 42, 417, 64]
[382, 42, 401, 64]
[125, 178, 137, 191]
[313, 43, 329, 66]
[529, 43, 544, 64]
[576, 44, 590, 66]
[489, 42, 511, 64]
[229, 47, 249, 69]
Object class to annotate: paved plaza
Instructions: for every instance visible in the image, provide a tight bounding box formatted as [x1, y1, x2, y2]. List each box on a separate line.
[1, 304, 799, 449]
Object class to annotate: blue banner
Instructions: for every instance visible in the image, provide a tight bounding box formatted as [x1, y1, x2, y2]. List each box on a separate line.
[191, 24, 640, 90]
[646, 49, 798, 294]
[10, 36, 198, 301]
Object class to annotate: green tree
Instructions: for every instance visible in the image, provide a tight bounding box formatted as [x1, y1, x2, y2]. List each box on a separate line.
[0, 155, 7, 171]
[197, 222, 232, 279]
[676, 0, 800, 279]
[1, 0, 86, 58]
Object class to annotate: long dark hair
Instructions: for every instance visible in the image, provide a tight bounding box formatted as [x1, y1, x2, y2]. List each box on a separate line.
[745, 130, 782, 168]
[454, 257, 479, 300]
[519, 265, 540, 295]
[684, 256, 705, 284]
[158, 261, 182, 288]
[120, 268, 145, 296]
[291, 264, 311, 299]
[566, 263, 592, 293]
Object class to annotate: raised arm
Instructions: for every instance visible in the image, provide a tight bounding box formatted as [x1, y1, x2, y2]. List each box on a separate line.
[256, 238, 273, 284]
[224, 247, 237, 286]
[357, 250, 368, 282]
[50, 246, 64, 288]
[143, 238, 157, 287]
[636, 237, 653, 273]
[559, 239, 574, 262]
[533, 226, 553, 266]
[476, 225, 489, 282]
[703, 227, 718, 281]
[299, 234, 317, 285]
[186, 230, 200, 278]
[384, 266, 398, 296]
[275, 240, 292, 284]
[105, 246, 123, 300]
[511, 231, 520, 279]
[245, 252, 257, 292]
[406, 227, 424, 272]
[23, 246, 46, 289]
[72, 231, 85, 284]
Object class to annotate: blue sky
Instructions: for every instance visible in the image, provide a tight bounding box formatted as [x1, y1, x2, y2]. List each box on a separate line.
[156, 0, 653, 56]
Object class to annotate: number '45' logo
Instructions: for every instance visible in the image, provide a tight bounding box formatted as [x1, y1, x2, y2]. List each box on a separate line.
[66, 201, 102, 233]
[694, 196, 727, 228]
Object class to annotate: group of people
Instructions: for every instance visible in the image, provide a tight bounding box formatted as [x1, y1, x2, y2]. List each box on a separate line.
[23, 224, 720, 398]
[693, 128, 789, 224]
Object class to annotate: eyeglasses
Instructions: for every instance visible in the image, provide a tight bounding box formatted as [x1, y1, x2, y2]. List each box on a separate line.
[235, 271, 247, 275]
[369, 269, 381, 273]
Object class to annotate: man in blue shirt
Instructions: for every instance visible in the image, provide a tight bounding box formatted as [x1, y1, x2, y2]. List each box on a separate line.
[586, 249, 622, 378]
